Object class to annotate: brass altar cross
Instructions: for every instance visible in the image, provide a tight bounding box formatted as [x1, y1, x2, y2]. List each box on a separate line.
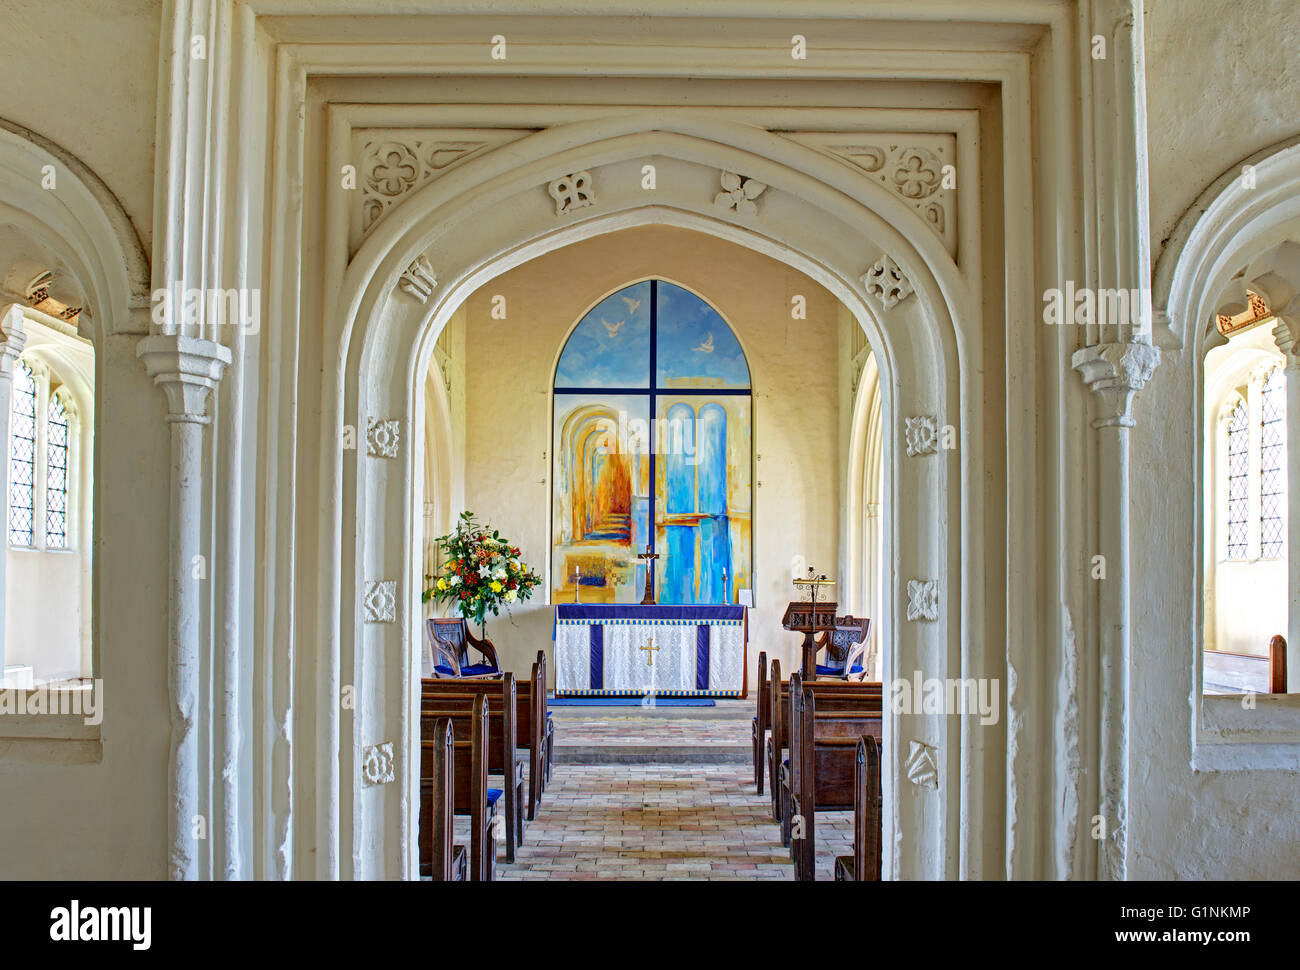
[639, 636, 659, 667]
[637, 545, 659, 605]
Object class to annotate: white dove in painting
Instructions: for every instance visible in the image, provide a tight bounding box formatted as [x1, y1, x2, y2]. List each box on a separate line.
[621, 295, 641, 314]
[601, 317, 624, 338]
[693, 332, 714, 353]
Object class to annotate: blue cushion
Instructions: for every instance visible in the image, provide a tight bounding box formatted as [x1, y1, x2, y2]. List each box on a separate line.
[545, 710, 552, 719]
[486, 788, 503, 808]
[815, 662, 865, 676]
[460, 663, 497, 676]
[434, 664, 457, 677]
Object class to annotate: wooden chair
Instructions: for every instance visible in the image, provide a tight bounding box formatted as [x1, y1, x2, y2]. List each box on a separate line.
[835, 735, 882, 882]
[1270, 634, 1288, 694]
[420, 716, 467, 881]
[815, 616, 872, 680]
[427, 617, 501, 677]
[752, 651, 768, 794]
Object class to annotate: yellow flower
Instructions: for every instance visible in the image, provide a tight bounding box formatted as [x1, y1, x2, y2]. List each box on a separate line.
[436, 578, 448, 591]
[489, 580, 503, 593]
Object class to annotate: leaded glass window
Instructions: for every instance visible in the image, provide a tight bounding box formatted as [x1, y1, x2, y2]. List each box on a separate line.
[45, 392, 69, 549]
[1260, 368, 1286, 559]
[1226, 398, 1248, 560]
[8, 360, 36, 546]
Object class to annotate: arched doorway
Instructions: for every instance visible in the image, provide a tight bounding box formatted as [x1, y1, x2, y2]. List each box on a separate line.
[329, 118, 986, 880]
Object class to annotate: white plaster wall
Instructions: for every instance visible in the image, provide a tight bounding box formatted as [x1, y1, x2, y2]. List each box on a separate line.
[5, 550, 81, 680]
[1213, 562, 1286, 655]
[0, 337, 171, 879]
[0, 0, 159, 251]
[1130, 355, 1300, 879]
[453, 226, 842, 687]
[1146, 0, 1300, 265]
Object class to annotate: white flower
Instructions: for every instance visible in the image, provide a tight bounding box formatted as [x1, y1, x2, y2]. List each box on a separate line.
[492, 566, 507, 580]
[449, 575, 462, 587]
[505, 589, 518, 603]
[477, 564, 491, 578]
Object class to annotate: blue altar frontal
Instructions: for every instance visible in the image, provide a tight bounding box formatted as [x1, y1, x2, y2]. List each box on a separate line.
[553, 605, 748, 698]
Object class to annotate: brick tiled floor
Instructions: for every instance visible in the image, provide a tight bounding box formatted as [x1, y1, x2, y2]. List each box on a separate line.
[448, 702, 854, 880]
[550, 715, 750, 747]
[470, 762, 852, 881]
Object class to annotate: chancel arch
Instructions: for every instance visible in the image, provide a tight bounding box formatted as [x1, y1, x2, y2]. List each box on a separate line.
[327, 116, 989, 883]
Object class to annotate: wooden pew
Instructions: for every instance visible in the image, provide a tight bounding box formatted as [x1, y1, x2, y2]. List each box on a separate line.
[834, 735, 882, 882]
[537, 650, 555, 786]
[424, 651, 550, 822]
[752, 651, 768, 793]
[787, 679, 883, 880]
[419, 694, 496, 880]
[420, 716, 468, 881]
[422, 672, 526, 863]
[766, 658, 784, 823]
[766, 665, 882, 819]
[1270, 634, 1288, 694]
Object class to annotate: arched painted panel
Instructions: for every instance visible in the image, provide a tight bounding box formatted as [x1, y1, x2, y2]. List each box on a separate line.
[553, 280, 751, 604]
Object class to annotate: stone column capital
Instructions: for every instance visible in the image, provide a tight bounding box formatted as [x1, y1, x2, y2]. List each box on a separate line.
[137, 333, 232, 424]
[1071, 340, 1162, 429]
[1271, 316, 1300, 368]
[0, 303, 28, 371]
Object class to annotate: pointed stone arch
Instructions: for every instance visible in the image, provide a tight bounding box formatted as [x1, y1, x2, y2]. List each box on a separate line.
[1154, 136, 1300, 765]
[323, 116, 989, 881]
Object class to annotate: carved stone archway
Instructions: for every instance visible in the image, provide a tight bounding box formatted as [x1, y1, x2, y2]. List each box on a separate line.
[329, 118, 984, 881]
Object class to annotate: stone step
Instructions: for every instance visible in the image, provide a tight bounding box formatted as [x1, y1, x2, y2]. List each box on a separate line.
[553, 744, 751, 765]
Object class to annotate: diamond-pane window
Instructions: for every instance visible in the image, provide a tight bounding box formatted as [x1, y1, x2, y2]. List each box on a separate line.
[1226, 398, 1249, 560]
[1261, 368, 1286, 559]
[8, 360, 35, 546]
[45, 393, 68, 549]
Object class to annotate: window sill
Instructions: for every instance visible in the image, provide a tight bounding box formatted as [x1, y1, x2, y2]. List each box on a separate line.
[1193, 692, 1300, 771]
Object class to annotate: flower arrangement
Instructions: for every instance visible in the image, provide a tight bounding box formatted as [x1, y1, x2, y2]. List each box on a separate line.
[423, 511, 542, 629]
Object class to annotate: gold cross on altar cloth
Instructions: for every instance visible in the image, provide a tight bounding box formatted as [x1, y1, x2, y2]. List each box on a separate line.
[639, 637, 659, 666]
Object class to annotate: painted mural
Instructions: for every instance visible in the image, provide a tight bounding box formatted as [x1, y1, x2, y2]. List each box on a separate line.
[552, 280, 752, 604]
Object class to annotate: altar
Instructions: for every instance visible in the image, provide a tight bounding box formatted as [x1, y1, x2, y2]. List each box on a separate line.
[553, 605, 748, 697]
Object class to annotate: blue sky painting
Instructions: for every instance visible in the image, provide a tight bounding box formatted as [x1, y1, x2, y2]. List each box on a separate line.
[655, 283, 750, 389]
[554, 280, 651, 387]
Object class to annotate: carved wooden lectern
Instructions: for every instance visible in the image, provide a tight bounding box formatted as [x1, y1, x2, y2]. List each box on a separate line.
[783, 568, 836, 677]
[781, 595, 839, 678]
